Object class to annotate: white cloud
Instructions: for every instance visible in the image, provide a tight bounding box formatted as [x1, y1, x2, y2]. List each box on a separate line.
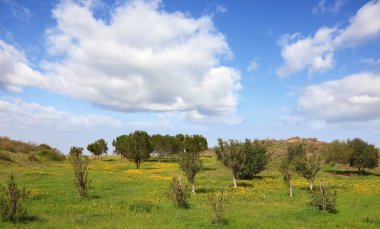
[297, 72, 380, 123]
[0, 98, 122, 129]
[0, 39, 44, 92]
[247, 60, 258, 72]
[313, 0, 347, 15]
[278, 0, 380, 77]
[38, 0, 240, 123]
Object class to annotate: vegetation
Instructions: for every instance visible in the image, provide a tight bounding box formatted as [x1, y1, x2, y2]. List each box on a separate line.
[323, 140, 352, 165]
[347, 138, 379, 172]
[311, 185, 337, 213]
[87, 139, 108, 160]
[0, 135, 379, 228]
[207, 189, 226, 224]
[215, 139, 246, 188]
[238, 139, 269, 179]
[113, 131, 152, 169]
[70, 147, 90, 196]
[0, 175, 29, 223]
[167, 176, 190, 208]
[279, 157, 294, 198]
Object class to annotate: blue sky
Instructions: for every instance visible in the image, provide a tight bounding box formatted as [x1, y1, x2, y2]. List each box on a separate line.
[1, 0, 380, 153]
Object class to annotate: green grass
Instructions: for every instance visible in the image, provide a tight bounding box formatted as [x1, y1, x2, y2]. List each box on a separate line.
[0, 156, 379, 228]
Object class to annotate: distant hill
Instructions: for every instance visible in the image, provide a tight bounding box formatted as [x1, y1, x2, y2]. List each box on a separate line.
[0, 136, 65, 163]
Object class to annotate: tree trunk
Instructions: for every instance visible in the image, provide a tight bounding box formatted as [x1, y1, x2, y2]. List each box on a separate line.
[232, 175, 237, 188]
[309, 179, 314, 191]
[289, 183, 293, 198]
[191, 181, 195, 193]
[136, 161, 140, 169]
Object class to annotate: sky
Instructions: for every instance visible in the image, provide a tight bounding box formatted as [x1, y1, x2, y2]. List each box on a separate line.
[1, 0, 380, 153]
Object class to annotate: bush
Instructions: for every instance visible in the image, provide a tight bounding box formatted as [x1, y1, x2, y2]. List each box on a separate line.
[70, 152, 90, 196]
[238, 139, 269, 179]
[0, 175, 30, 222]
[208, 189, 226, 224]
[167, 176, 190, 208]
[0, 151, 13, 163]
[35, 149, 64, 161]
[311, 185, 337, 213]
[323, 140, 351, 165]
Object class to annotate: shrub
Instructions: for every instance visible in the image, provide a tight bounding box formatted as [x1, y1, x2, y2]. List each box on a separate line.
[311, 185, 337, 213]
[0, 175, 30, 222]
[167, 176, 190, 208]
[70, 151, 90, 196]
[208, 189, 226, 224]
[238, 139, 269, 179]
[323, 140, 351, 165]
[0, 151, 13, 163]
[35, 149, 64, 161]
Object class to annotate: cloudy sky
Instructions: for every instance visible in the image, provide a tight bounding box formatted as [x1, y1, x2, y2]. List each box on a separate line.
[1, 0, 380, 153]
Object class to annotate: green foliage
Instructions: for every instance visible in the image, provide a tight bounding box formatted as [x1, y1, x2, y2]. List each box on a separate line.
[69, 146, 84, 157]
[34, 149, 65, 161]
[183, 135, 208, 153]
[323, 140, 352, 165]
[151, 134, 178, 160]
[167, 176, 191, 208]
[0, 175, 29, 222]
[215, 139, 246, 187]
[311, 185, 337, 213]
[295, 152, 321, 190]
[347, 138, 379, 172]
[287, 142, 306, 162]
[178, 151, 202, 192]
[207, 189, 226, 224]
[238, 139, 269, 179]
[70, 150, 89, 196]
[113, 131, 152, 169]
[87, 139, 108, 160]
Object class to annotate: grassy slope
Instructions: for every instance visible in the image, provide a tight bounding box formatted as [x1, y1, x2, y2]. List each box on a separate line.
[0, 156, 379, 228]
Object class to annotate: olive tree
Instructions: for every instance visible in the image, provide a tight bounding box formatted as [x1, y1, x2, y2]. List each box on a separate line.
[113, 131, 153, 169]
[323, 140, 352, 165]
[238, 139, 269, 179]
[347, 138, 379, 173]
[178, 135, 208, 193]
[215, 139, 245, 188]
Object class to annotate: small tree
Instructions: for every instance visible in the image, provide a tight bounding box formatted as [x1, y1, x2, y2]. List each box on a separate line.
[178, 135, 207, 193]
[311, 185, 337, 213]
[0, 175, 29, 222]
[167, 176, 191, 208]
[215, 139, 245, 188]
[70, 147, 89, 196]
[279, 158, 293, 198]
[69, 146, 83, 157]
[238, 139, 269, 179]
[208, 189, 226, 224]
[294, 152, 321, 191]
[178, 151, 202, 193]
[113, 131, 153, 169]
[347, 138, 379, 173]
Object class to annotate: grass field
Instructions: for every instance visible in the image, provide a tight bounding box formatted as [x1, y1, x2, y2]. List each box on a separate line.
[1, 156, 380, 228]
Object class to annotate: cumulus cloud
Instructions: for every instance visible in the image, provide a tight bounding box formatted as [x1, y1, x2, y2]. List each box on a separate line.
[0, 39, 44, 92]
[297, 72, 380, 123]
[277, 0, 380, 77]
[0, 98, 123, 129]
[38, 0, 241, 123]
[313, 0, 347, 15]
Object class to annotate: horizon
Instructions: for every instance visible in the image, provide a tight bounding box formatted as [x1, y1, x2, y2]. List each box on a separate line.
[1, 0, 380, 153]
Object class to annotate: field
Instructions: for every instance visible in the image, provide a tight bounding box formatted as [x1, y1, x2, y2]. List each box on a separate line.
[1, 156, 380, 228]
